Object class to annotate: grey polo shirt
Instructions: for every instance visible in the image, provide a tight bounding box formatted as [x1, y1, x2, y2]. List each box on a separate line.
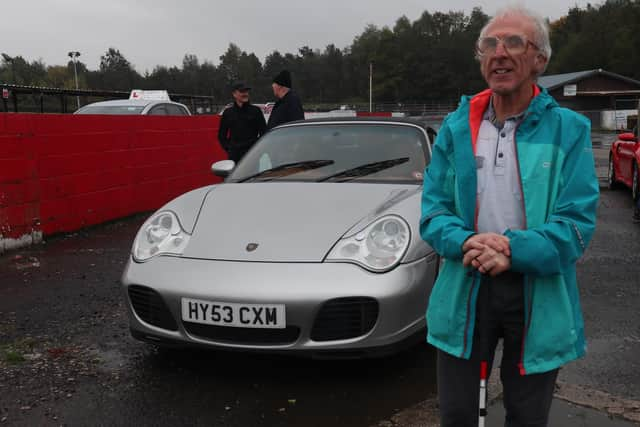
[476, 100, 526, 234]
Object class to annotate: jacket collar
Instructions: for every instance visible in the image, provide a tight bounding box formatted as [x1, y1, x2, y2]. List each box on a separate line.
[275, 90, 293, 105]
[465, 85, 555, 154]
[233, 101, 250, 110]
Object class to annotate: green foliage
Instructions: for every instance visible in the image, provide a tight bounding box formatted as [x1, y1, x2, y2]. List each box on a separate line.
[548, 0, 640, 79]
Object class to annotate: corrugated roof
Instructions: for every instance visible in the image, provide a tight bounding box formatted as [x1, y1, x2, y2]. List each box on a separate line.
[538, 70, 597, 89]
[538, 69, 640, 90]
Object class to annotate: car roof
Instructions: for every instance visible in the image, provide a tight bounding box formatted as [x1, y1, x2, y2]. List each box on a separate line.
[79, 99, 186, 108]
[277, 116, 430, 130]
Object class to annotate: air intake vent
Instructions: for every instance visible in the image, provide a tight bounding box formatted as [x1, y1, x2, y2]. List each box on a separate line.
[311, 297, 379, 341]
[128, 285, 178, 331]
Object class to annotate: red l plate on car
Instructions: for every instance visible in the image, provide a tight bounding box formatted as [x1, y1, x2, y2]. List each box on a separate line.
[181, 298, 286, 329]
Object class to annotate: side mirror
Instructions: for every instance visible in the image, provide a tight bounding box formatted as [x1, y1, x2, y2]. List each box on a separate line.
[211, 160, 235, 177]
[618, 132, 637, 142]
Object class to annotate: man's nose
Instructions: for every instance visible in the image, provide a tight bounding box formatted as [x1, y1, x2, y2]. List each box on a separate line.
[493, 40, 509, 57]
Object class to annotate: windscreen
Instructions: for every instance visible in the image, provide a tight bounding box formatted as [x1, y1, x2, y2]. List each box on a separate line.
[75, 105, 145, 115]
[229, 124, 429, 184]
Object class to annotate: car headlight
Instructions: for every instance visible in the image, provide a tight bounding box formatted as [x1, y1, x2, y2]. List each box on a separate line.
[132, 211, 190, 262]
[326, 215, 411, 272]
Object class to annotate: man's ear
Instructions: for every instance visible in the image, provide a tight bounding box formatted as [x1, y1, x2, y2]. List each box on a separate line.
[534, 54, 547, 74]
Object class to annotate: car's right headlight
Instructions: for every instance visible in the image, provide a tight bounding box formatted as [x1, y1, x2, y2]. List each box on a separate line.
[132, 211, 190, 262]
[326, 215, 411, 272]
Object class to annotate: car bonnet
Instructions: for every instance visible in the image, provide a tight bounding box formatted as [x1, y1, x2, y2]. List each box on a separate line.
[181, 182, 419, 262]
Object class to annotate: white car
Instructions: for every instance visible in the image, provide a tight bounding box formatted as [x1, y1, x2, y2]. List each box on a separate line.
[75, 90, 191, 116]
[75, 99, 191, 116]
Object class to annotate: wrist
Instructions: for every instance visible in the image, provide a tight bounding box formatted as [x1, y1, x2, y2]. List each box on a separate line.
[461, 233, 477, 253]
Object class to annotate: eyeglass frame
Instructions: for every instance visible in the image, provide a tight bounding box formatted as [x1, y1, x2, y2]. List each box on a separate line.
[475, 34, 541, 58]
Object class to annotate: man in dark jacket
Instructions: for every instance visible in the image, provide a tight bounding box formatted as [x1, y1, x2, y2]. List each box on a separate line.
[218, 82, 267, 163]
[267, 70, 304, 129]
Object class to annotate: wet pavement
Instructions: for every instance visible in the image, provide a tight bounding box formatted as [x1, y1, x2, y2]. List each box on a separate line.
[1, 145, 639, 426]
[0, 217, 438, 426]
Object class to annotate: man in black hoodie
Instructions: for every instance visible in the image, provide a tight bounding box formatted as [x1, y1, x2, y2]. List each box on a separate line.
[267, 70, 305, 130]
[218, 82, 267, 163]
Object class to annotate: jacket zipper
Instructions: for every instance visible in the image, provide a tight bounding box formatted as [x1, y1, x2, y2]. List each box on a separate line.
[570, 220, 586, 251]
[519, 276, 534, 375]
[512, 116, 529, 229]
[514, 115, 531, 375]
[461, 272, 480, 358]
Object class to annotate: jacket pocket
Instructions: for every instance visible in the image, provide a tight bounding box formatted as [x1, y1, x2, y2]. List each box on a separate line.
[523, 274, 578, 371]
[426, 260, 474, 355]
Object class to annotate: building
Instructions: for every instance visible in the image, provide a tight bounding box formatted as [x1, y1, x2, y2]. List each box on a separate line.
[538, 69, 640, 130]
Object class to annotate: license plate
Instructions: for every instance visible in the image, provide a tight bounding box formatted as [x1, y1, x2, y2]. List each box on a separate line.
[181, 298, 286, 329]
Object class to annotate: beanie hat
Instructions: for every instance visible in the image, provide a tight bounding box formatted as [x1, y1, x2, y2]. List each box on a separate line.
[273, 70, 292, 88]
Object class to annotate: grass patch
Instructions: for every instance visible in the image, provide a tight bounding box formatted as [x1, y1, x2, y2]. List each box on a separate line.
[3, 350, 25, 364]
[0, 336, 37, 364]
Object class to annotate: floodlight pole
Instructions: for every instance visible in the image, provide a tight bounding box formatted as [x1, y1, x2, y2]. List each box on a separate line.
[68, 51, 81, 109]
[369, 62, 373, 113]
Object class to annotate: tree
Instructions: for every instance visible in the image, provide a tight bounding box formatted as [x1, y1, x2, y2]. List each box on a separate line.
[95, 48, 141, 91]
[218, 43, 242, 85]
[10, 3, 640, 105]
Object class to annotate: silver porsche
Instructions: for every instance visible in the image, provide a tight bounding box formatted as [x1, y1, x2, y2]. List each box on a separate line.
[122, 118, 439, 358]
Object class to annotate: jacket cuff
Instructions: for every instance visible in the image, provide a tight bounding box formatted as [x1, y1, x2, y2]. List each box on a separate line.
[504, 229, 528, 272]
[448, 229, 476, 260]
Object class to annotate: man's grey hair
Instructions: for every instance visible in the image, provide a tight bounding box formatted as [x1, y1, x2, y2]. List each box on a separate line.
[478, 6, 552, 72]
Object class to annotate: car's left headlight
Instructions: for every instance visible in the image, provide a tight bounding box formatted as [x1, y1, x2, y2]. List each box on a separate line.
[132, 211, 190, 262]
[326, 215, 411, 272]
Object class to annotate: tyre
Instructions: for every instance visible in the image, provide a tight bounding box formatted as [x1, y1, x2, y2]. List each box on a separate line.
[608, 154, 621, 190]
[633, 162, 639, 202]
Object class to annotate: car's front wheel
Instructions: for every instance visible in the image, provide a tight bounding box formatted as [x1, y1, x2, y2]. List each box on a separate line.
[608, 153, 621, 190]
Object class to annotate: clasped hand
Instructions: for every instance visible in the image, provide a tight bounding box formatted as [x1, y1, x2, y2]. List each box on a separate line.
[462, 233, 511, 276]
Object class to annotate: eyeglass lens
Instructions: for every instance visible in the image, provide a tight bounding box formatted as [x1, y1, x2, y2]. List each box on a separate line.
[479, 35, 526, 54]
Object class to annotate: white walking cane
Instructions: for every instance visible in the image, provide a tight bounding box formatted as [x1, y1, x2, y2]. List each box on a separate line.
[479, 360, 488, 427]
[478, 276, 490, 427]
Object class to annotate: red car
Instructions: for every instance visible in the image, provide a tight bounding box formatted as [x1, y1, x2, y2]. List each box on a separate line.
[608, 126, 639, 201]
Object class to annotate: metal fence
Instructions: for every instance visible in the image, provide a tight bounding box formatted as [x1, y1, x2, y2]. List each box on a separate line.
[577, 109, 639, 131]
[0, 83, 218, 114]
[304, 101, 457, 115]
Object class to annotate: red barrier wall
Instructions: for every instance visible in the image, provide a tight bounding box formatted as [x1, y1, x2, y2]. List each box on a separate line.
[0, 113, 224, 243]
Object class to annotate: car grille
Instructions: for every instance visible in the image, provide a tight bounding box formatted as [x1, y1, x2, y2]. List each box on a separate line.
[311, 297, 379, 341]
[183, 322, 301, 345]
[128, 285, 178, 331]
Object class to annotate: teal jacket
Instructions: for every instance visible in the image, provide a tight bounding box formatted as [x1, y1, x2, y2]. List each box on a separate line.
[420, 87, 599, 375]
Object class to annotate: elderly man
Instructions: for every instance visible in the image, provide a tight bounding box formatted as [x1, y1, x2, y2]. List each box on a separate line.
[267, 70, 304, 129]
[420, 6, 599, 427]
[218, 82, 267, 163]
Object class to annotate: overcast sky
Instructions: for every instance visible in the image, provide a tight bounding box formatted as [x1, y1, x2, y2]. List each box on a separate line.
[4, 0, 592, 72]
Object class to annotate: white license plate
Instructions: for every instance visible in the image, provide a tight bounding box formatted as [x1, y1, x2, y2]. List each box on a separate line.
[181, 298, 286, 329]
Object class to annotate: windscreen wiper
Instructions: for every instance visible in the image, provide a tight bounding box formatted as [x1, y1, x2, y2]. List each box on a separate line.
[316, 157, 410, 182]
[237, 160, 334, 183]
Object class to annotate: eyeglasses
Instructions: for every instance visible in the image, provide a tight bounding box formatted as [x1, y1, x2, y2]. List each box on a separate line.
[476, 34, 539, 57]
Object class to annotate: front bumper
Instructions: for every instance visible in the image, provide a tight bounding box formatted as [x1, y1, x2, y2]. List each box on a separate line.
[121, 254, 437, 357]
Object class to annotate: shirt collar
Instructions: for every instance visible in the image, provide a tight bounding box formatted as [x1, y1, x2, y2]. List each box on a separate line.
[484, 97, 526, 130]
